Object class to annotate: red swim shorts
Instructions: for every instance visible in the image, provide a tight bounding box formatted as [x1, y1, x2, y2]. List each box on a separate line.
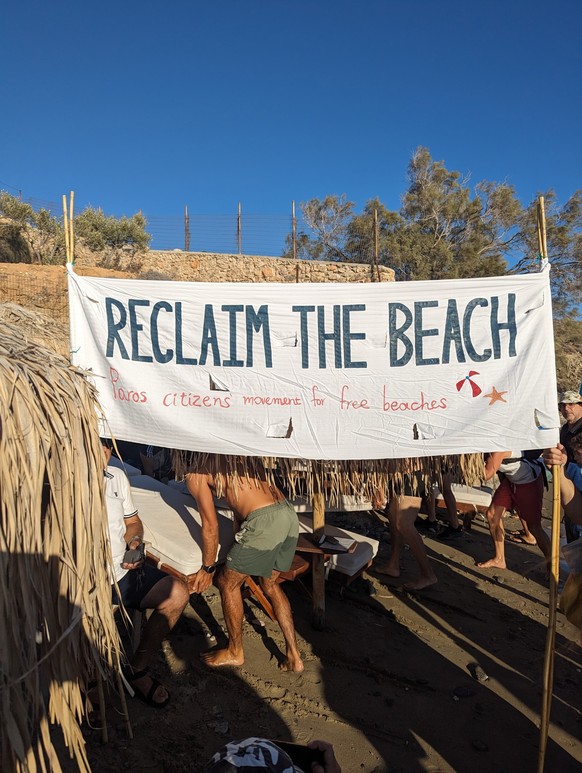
[491, 475, 543, 526]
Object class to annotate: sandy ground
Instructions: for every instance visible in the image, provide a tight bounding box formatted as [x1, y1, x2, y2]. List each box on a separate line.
[76, 503, 582, 773]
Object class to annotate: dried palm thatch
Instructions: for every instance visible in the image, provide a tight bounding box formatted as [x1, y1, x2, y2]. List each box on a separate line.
[0, 303, 70, 358]
[0, 321, 123, 772]
[174, 450, 485, 506]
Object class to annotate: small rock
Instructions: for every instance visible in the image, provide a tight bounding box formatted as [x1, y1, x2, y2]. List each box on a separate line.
[469, 664, 489, 683]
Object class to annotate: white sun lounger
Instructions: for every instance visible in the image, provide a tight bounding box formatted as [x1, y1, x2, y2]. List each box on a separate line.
[435, 483, 493, 514]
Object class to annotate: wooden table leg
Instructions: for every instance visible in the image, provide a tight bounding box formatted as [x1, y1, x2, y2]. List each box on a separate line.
[311, 491, 325, 628]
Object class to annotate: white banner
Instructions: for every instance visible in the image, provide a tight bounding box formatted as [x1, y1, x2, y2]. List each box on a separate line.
[68, 265, 560, 459]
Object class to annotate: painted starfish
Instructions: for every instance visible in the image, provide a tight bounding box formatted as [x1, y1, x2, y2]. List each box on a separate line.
[483, 387, 507, 405]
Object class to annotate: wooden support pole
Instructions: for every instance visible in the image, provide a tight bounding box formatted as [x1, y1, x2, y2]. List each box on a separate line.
[63, 195, 70, 263]
[537, 465, 561, 772]
[63, 191, 75, 264]
[69, 191, 74, 264]
[311, 489, 326, 629]
[536, 193, 561, 773]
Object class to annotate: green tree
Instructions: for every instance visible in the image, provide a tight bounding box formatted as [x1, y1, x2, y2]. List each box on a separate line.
[0, 192, 64, 263]
[75, 207, 150, 265]
[553, 316, 582, 391]
[347, 148, 521, 280]
[514, 190, 582, 316]
[283, 195, 354, 261]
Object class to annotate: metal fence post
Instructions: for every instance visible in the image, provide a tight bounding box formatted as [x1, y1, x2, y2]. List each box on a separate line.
[184, 206, 190, 251]
[237, 202, 242, 255]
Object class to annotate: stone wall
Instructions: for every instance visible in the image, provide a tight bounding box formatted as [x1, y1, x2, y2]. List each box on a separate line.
[75, 249, 395, 284]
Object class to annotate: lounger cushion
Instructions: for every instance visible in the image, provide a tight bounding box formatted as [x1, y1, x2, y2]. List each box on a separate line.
[297, 514, 379, 577]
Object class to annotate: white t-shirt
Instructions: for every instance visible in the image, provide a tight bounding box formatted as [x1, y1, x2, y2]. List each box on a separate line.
[104, 466, 138, 583]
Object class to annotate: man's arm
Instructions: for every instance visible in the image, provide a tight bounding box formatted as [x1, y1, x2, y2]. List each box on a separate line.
[543, 444, 582, 523]
[483, 451, 510, 481]
[122, 514, 145, 570]
[186, 472, 220, 593]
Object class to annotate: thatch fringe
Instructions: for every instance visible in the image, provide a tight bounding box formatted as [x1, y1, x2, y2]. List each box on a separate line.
[173, 451, 485, 506]
[0, 322, 123, 772]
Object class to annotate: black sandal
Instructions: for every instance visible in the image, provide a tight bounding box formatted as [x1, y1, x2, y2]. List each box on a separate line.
[123, 667, 170, 709]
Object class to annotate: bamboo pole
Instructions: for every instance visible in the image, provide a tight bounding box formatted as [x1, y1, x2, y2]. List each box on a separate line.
[537, 195, 548, 259]
[538, 466, 561, 772]
[63, 191, 75, 263]
[69, 190, 75, 265]
[536, 193, 561, 773]
[63, 195, 70, 262]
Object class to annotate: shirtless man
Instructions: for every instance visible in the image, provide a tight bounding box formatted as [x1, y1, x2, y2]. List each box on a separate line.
[186, 460, 304, 672]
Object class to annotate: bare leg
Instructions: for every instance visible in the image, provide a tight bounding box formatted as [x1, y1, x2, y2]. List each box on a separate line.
[201, 567, 247, 667]
[260, 573, 304, 673]
[478, 504, 506, 568]
[130, 576, 189, 703]
[519, 518, 537, 544]
[374, 504, 403, 578]
[387, 496, 437, 590]
[442, 474, 460, 529]
[425, 484, 438, 524]
[527, 522, 551, 566]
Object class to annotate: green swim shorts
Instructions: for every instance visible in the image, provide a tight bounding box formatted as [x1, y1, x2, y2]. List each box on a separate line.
[226, 499, 299, 578]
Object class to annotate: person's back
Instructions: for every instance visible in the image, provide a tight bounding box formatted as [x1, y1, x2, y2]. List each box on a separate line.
[218, 471, 285, 519]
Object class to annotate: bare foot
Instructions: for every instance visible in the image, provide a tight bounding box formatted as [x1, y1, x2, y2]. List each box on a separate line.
[372, 562, 400, 578]
[403, 575, 437, 591]
[279, 656, 304, 673]
[201, 648, 244, 668]
[477, 558, 506, 569]
[506, 532, 536, 545]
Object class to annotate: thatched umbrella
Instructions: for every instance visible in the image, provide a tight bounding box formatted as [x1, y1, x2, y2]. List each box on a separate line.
[0, 320, 122, 772]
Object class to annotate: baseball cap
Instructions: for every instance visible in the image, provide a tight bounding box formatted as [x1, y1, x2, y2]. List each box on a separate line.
[203, 737, 299, 772]
[558, 391, 582, 405]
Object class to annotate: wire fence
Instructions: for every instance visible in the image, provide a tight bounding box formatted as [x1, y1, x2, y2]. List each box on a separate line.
[1, 182, 370, 259]
[0, 268, 69, 325]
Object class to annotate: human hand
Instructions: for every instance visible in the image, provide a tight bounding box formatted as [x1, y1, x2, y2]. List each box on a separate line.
[543, 444, 567, 468]
[192, 567, 214, 594]
[307, 740, 341, 773]
[121, 542, 145, 570]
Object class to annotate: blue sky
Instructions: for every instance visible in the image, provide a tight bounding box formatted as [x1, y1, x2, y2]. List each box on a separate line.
[1, 0, 580, 227]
